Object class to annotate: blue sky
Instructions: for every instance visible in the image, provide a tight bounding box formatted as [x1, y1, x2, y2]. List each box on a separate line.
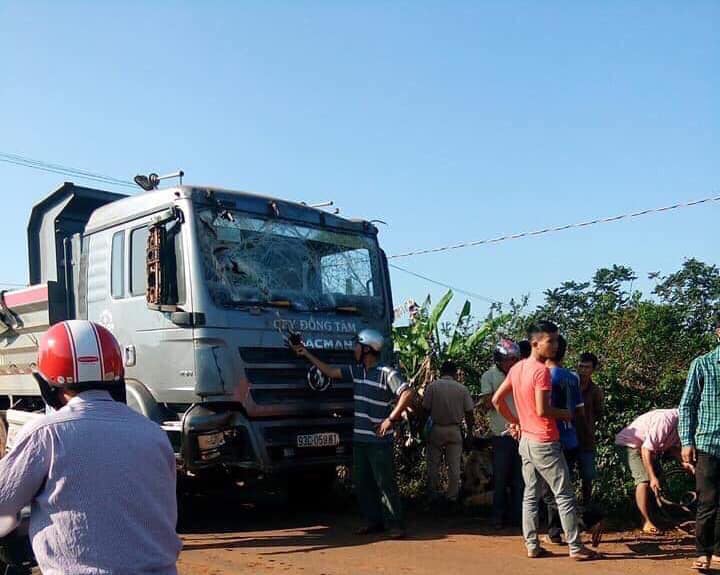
[1, 1, 717, 321]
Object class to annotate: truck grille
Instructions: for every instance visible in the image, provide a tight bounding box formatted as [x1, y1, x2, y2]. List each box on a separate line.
[239, 347, 354, 408]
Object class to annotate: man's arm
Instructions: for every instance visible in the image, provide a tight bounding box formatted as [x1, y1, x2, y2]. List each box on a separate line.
[463, 388, 476, 432]
[640, 447, 661, 496]
[292, 343, 343, 380]
[465, 410, 476, 433]
[491, 378, 519, 425]
[533, 367, 571, 421]
[421, 383, 433, 418]
[535, 388, 572, 421]
[679, 358, 703, 470]
[575, 404, 592, 438]
[478, 372, 494, 411]
[594, 386, 604, 421]
[571, 376, 590, 436]
[0, 426, 50, 516]
[390, 388, 416, 422]
[378, 388, 416, 436]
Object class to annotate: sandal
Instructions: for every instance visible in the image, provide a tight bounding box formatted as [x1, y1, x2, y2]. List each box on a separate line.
[527, 547, 551, 558]
[691, 556, 711, 571]
[570, 547, 601, 561]
[641, 525, 664, 536]
[542, 534, 564, 546]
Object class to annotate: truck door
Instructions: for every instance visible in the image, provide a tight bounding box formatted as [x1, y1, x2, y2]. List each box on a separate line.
[86, 214, 194, 418]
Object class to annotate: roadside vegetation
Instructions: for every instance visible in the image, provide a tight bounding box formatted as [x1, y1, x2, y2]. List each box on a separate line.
[392, 258, 720, 509]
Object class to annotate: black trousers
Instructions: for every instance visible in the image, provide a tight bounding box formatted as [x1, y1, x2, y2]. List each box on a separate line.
[696, 451, 720, 556]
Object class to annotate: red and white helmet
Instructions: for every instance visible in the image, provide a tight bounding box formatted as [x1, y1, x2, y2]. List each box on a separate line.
[38, 320, 124, 387]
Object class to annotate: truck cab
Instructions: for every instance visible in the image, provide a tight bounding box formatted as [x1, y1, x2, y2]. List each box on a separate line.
[0, 183, 394, 480]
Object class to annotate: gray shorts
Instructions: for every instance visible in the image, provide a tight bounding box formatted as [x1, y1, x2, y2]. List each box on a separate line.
[617, 445, 660, 486]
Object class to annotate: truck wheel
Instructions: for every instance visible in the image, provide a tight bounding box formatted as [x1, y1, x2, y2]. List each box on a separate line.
[125, 380, 165, 423]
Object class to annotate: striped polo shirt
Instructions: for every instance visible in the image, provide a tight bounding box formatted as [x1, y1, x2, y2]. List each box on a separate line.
[340, 364, 409, 444]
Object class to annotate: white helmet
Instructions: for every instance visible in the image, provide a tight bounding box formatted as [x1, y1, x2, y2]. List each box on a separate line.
[357, 329, 384, 353]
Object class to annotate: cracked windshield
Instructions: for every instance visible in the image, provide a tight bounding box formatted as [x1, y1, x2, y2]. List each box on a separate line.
[196, 207, 385, 317]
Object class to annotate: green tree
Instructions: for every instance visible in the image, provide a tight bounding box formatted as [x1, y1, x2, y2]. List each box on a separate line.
[392, 259, 720, 510]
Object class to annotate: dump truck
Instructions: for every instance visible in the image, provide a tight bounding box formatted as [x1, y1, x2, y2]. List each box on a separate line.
[0, 182, 394, 486]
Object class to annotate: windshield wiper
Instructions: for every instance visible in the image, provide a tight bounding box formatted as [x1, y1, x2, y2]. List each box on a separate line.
[264, 299, 293, 309]
[224, 298, 359, 314]
[335, 305, 360, 314]
[311, 304, 361, 315]
[219, 298, 293, 309]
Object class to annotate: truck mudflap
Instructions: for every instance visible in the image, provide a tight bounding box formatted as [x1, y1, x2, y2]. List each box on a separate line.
[179, 403, 259, 472]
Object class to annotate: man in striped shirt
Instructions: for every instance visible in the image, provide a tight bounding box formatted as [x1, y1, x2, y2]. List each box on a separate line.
[293, 329, 415, 539]
[679, 315, 720, 571]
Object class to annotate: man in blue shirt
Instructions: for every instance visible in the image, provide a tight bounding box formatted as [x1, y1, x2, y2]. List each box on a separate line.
[544, 334, 585, 544]
[293, 329, 415, 539]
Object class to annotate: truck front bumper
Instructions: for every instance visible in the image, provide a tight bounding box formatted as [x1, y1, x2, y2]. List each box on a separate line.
[178, 403, 353, 474]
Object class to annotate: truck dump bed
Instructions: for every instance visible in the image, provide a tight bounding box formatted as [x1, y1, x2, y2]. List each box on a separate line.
[0, 283, 65, 396]
[0, 183, 124, 397]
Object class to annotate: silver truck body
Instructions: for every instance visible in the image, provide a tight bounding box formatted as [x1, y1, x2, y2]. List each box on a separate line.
[0, 183, 393, 476]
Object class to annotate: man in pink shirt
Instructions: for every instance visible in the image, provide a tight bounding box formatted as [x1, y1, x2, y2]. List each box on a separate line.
[615, 408, 684, 534]
[493, 321, 597, 561]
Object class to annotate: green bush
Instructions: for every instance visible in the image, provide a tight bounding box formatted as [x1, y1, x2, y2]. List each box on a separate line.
[393, 259, 719, 510]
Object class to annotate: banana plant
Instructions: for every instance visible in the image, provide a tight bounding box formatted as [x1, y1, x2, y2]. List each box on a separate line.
[393, 290, 503, 391]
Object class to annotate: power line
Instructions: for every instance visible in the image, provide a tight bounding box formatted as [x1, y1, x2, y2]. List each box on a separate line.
[389, 192, 720, 259]
[0, 151, 135, 186]
[0, 156, 134, 189]
[0, 152, 137, 190]
[389, 263, 500, 304]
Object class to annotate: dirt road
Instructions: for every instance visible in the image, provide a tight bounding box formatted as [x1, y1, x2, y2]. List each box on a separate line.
[177, 495, 698, 575]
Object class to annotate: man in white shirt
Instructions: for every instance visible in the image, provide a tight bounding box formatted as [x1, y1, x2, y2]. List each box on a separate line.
[480, 339, 523, 529]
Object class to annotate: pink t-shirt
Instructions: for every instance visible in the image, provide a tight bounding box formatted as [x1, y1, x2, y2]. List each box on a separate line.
[507, 357, 559, 443]
[615, 408, 680, 452]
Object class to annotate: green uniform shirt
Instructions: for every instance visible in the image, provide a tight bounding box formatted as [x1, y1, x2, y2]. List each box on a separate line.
[679, 346, 720, 457]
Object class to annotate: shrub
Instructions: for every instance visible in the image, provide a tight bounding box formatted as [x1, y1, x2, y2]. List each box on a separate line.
[393, 259, 718, 510]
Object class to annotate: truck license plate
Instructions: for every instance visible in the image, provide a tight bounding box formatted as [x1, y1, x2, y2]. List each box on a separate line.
[197, 431, 226, 451]
[296, 432, 340, 448]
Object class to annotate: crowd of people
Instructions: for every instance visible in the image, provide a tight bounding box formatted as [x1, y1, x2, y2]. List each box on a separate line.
[0, 315, 718, 572]
[297, 317, 720, 570]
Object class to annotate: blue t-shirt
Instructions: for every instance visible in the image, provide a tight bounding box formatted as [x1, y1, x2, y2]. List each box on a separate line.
[550, 367, 584, 450]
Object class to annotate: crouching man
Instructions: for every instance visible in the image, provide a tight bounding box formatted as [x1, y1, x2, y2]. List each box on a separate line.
[615, 408, 686, 535]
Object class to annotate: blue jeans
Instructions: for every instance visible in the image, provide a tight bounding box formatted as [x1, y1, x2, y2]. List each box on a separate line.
[491, 435, 524, 526]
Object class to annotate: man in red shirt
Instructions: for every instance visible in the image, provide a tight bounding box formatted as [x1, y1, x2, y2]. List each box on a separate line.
[492, 321, 597, 561]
